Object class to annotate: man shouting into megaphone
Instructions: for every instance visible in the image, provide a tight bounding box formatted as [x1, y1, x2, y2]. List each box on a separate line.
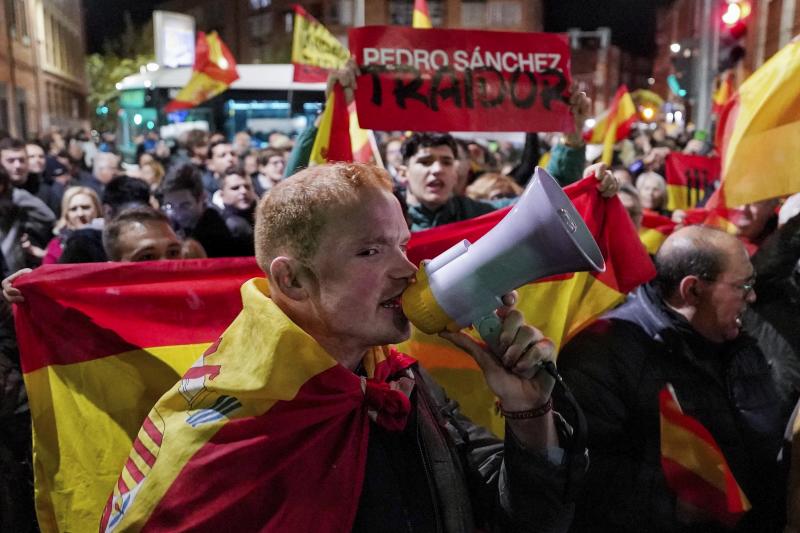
[103, 163, 590, 533]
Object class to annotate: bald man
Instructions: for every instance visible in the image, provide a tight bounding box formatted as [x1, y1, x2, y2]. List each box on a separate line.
[556, 226, 787, 533]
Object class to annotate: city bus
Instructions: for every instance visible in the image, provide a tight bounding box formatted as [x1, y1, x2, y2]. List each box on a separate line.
[115, 64, 326, 161]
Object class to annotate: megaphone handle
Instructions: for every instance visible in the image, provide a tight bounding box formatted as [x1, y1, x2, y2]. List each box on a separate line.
[474, 313, 504, 354]
[474, 312, 558, 378]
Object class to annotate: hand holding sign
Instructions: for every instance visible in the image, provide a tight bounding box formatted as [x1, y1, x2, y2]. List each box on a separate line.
[348, 26, 574, 133]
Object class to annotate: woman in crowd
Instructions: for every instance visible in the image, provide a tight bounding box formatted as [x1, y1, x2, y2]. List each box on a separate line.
[140, 160, 165, 193]
[636, 171, 670, 216]
[39, 187, 101, 264]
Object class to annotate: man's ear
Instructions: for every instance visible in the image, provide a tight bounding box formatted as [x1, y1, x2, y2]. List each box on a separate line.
[269, 256, 310, 301]
[678, 275, 703, 306]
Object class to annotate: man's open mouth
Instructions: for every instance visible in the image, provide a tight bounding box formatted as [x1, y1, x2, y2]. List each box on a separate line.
[380, 296, 402, 309]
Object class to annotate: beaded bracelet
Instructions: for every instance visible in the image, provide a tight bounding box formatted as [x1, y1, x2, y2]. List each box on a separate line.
[496, 398, 553, 419]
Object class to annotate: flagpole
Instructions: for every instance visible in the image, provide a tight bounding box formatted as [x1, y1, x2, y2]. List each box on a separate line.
[694, 0, 719, 133]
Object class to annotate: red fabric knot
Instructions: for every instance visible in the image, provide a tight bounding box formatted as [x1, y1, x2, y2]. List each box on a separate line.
[360, 374, 415, 432]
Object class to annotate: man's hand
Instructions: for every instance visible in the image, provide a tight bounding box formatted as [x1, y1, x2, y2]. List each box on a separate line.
[563, 88, 592, 147]
[326, 58, 359, 105]
[21, 233, 45, 260]
[584, 162, 620, 198]
[439, 295, 556, 411]
[2, 268, 31, 304]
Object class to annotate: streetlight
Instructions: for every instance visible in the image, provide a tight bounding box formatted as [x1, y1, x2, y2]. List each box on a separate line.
[670, 42, 681, 53]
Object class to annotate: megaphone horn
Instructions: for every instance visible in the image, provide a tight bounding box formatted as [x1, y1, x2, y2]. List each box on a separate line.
[402, 166, 605, 341]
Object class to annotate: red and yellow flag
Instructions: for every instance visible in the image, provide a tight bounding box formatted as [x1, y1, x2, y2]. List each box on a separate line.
[164, 31, 239, 113]
[413, 0, 433, 28]
[639, 210, 676, 255]
[291, 6, 376, 164]
[583, 85, 637, 165]
[660, 384, 751, 527]
[400, 176, 655, 433]
[716, 39, 800, 207]
[291, 5, 350, 83]
[15, 177, 653, 530]
[310, 84, 354, 164]
[99, 279, 415, 531]
[14, 259, 262, 532]
[664, 152, 721, 211]
[712, 72, 734, 116]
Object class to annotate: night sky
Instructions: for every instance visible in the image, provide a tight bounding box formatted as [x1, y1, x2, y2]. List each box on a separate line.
[85, 0, 671, 57]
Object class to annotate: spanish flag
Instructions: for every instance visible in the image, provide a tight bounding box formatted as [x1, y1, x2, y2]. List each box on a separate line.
[400, 176, 655, 433]
[583, 85, 637, 165]
[16, 179, 653, 530]
[712, 72, 734, 116]
[660, 384, 751, 527]
[99, 279, 415, 531]
[164, 32, 239, 113]
[291, 5, 350, 83]
[639, 210, 675, 255]
[310, 84, 354, 164]
[291, 7, 376, 164]
[412, 0, 433, 28]
[664, 152, 721, 211]
[14, 259, 262, 532]
[716, 39, 800, 207]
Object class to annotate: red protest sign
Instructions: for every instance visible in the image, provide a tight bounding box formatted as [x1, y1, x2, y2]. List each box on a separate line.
[664, 152, 721, 210]
[348, 26, 573, 133]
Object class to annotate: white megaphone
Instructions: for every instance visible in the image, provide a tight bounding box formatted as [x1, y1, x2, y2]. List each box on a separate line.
[402, 167, 606, 346]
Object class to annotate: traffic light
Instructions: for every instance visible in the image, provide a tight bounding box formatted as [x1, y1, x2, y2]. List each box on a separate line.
[719, 0, 751, 71]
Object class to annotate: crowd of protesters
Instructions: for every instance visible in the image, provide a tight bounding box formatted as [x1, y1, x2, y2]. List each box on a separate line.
[0, 73, 799, 531]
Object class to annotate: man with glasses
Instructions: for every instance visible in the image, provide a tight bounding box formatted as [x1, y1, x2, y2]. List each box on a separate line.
[555, 225, 787, 532]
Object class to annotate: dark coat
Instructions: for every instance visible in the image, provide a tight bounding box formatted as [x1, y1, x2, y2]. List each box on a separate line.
[353, 365, 585, 533]
[190, 207, 241, 258]
[407, 196, 496, 232]
[557, 283, 787, 533]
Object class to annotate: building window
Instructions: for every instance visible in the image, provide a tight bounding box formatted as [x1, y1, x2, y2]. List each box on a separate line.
[326, 0, 354, 26]
[248, 12, 273, 40]
[284, 11, 293, 33]
[461, 0, 488, 28]
[389, 0, 445, 26]
[15, 0, 29, 42]
[16, 88, 27, 139]
[0, 83, 8, 133]
[487, 1, 522, 28]
[249, 0, 271, 10]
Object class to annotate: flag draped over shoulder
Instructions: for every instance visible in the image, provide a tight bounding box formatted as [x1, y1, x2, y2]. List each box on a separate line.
[14, 259, 262, 533]
[100, 279, 414, 532]
[583, 85, 637, 165]
[291, 5, 350, 82]
[660, 385, 751, 527]
[413, 0, 433, 28]
[400, 176, 655, 433]
[716, 39, 800, 207]
[16, 178, 653, 529]
[164, 32, 239, 113]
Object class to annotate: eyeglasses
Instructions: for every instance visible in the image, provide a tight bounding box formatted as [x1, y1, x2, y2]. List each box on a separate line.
[702, 274, 756, 297]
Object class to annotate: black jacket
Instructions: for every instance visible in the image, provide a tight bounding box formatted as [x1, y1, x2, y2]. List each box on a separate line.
[189, 208, 242, 258]
[353, 365, 585, 532]
[557, 283, 786, 533]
